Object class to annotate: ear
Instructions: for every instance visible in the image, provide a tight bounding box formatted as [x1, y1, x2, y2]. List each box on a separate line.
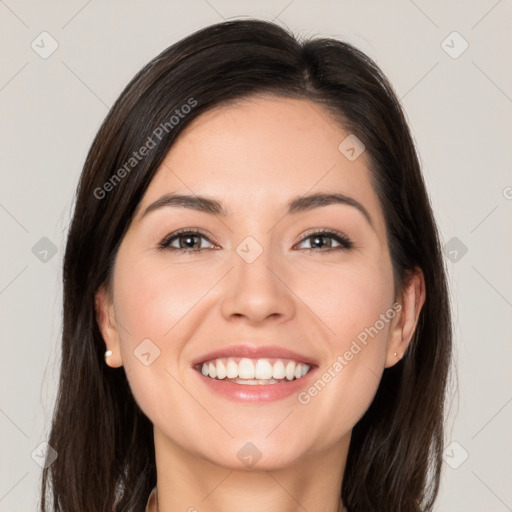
[94, 284, 123, 368]
[384, 268, 426, 368]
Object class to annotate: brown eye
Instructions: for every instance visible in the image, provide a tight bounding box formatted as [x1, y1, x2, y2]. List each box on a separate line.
[296, 230, 353, 253]
[158, 229, 215, 252]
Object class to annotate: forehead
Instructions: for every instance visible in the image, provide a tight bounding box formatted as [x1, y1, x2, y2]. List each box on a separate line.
[136, 95, 386, 235]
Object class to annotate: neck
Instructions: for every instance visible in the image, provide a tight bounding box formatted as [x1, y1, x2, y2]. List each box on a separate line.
[151, 426, 348, 512]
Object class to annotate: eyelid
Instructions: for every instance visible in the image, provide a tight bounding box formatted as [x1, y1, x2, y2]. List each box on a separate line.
[293, 228, 353, 251]
[157, 227, 354, 252]
[157, 227, 218, 250]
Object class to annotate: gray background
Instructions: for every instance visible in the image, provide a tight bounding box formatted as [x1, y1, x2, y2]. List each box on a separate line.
[1, 1, 511, 510]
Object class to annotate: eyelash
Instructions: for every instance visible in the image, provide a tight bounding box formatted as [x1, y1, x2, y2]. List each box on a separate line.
[157, 228, 354, 255]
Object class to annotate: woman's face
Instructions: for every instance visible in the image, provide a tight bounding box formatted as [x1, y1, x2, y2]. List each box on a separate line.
[97, 95, 406, 470]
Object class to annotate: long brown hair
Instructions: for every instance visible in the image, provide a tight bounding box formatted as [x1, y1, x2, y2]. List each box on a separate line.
[41, 19, 452, 512]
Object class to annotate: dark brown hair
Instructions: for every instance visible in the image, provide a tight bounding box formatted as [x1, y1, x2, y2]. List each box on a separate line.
[41, 19, 452, 512]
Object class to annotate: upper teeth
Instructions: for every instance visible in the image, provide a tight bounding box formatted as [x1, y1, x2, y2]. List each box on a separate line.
[200, 357, 311, 381]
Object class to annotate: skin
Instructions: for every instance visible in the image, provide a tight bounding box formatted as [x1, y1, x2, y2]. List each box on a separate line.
[95, 94, 425, 512]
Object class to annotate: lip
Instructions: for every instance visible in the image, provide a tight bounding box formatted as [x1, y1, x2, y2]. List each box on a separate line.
[191, 344, 318, 368]
[191, 344, 318, 403]
[194, 365, 318, 403]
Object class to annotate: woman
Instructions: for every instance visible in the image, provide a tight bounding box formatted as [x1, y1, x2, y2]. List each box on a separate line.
[41, 19, 452, 512]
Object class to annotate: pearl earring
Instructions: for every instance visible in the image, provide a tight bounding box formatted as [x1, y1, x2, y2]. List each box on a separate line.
[104, 350, 113, 365]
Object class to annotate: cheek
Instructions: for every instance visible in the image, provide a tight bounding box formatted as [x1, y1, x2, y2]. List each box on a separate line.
[111, 254, 214, 426]
[296, 254, 395, 349]
[113, 252, 213, 348]
[292, 258, 395, 437]
[111, 249, 228, 399]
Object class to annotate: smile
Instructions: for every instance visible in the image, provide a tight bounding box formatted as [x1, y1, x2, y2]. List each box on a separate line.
[197, 357, 311, 384]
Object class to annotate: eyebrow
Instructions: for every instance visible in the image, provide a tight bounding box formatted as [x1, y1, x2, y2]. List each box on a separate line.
[138, 192, 374, 229]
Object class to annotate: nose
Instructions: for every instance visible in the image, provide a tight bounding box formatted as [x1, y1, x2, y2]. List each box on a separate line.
[220, 241, 296, 326]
